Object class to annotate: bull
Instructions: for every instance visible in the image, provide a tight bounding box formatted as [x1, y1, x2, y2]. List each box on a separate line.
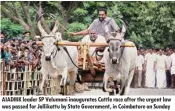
[102, 19, 137, 95]
[37, 16, 78, 95]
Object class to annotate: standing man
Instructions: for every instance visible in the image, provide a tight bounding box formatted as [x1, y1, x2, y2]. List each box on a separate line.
[144, 48, 157, 88]
[0, 31, 7, 43]
[155, 49, 167, 89]
[170, 49, 175, 88]
[136, 49, 145, 88]
[23, 31, 32, 41]
[165, 48, 172, 88]
[70, 7, 120, 40]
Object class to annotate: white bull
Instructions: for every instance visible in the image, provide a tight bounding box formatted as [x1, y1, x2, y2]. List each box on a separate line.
[102, 19, 137, 95]
[103, 39, 137, 95]
[37, 18, 78, 95]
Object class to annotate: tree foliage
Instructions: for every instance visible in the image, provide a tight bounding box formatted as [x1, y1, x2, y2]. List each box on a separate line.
[1, 1, 175, 49]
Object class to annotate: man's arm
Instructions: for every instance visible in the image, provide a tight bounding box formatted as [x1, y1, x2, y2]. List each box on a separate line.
[111, 19, 120, 32]
[70, 19, 96, 36]
[154, 56, 157, 72]
[70, 29, 89, 36]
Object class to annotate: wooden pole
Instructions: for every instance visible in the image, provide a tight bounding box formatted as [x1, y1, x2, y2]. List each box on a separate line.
[56, 42, 109, 47]
[36, 41, 135, 47]
[86, 53, 96, 77]
[2, 59, 6, 95]
[24, 66, 27, 95]
[36, 41, 108, 47]
[83, 45, 87, 70]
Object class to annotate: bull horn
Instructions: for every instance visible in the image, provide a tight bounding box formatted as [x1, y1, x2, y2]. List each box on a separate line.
[118, 18, 127, 38]
[51, 20, 59, 34]
[37, 15, 48, 36]
[50, 13, 58, 34]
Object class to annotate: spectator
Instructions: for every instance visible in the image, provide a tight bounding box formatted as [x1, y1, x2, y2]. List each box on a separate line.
[0, 31, 6, 43]
[170, 49, 175, 88]
[23, 31, 32, 41]
[136, 49, 144, 88]
[155, 49, 167, 89]
[144, 48, 157, 88]
[165, 48, 172, 88]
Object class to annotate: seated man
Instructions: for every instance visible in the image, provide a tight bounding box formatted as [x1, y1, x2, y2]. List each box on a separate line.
[75, 30, 107, 92]
[81, 30, 106, 62]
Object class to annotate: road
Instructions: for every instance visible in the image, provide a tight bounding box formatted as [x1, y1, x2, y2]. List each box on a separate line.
[75, 88, 175, 95]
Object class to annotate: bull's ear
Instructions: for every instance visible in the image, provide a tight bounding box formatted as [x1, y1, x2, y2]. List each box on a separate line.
[53, 41, 57, 45]
[36, 41, 44, 46]
[106, 38, 110, 43]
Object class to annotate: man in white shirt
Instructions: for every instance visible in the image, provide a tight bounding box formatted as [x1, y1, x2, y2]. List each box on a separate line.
[81, 30, 107, 63]
[144, 48, 157, 88]
[155, 49, 167, 89]
[165, 49, 172, 88]
[81, 30, 106, 56]
[170, 49, 175, 88]
[136, 50, 144, 88]
[77, 30, 106, 91]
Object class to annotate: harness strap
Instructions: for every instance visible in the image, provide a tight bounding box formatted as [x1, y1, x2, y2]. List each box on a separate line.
[63, 47, 79, 69]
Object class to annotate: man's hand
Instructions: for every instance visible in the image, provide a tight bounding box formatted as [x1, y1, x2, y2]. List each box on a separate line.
[69, 32, 77, 36]
[55, 20, 59, 25]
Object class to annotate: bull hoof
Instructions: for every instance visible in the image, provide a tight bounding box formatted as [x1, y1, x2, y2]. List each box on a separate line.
[102, 83, 106, 92]
[116, 88, 119, 94]
[59, 86, 64, 95]
[102, 87, 106, 92]
[37, 90, 43, 95]
[109, 91, 114, 95]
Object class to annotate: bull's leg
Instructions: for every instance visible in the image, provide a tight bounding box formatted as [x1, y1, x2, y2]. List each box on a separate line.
[119, 70, 129, 96]
[119, 76, 126, 96]
[60, 67, 68, 95]
[113, 80, 119, 94]
[38, 74, 47, 95]
[102, 72, 113, 92]
[123, 69, 135, 95]
[68, 71, 77, 95]
[57, 76, 62, 95]
[51, 76, 61, 95]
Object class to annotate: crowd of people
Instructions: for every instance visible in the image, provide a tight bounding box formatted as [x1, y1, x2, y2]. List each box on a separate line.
[0, 31, 41, 80]
[133, 48, 175, 89]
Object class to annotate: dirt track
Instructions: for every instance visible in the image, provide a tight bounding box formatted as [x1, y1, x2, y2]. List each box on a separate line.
[75, 88, 175, 96]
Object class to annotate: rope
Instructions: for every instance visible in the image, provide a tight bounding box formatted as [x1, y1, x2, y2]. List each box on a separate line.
[49, 13, 71, 33]
[63, 47, 79, 69]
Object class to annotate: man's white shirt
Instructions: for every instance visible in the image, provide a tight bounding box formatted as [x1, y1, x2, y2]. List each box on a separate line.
[137, 54, 144, 70]
[81, 34, 106, 56]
